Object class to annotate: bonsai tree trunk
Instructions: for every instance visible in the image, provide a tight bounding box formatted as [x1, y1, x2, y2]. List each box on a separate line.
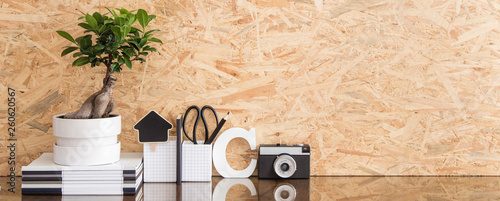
[64, 75, 116, 119]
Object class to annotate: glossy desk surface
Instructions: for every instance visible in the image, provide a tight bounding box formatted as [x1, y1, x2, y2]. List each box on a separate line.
[2, 176, 500, 200]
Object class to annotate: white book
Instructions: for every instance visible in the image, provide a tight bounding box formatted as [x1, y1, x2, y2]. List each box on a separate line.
[22, 153, 143, 172]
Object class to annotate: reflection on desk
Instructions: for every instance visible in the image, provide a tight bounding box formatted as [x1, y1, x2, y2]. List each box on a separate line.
[5, 176, 500, 200]
[144, 182, 211, 201]
[258, 179, 309, 201]
[213, 178, 257, 200]
[22, 186, 143, 201]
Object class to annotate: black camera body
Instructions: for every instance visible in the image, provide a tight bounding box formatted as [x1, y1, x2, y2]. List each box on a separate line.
[258, 144, 310, 179]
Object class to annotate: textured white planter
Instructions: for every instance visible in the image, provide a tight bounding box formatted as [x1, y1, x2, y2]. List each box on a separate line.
[52, 114, 121, 166]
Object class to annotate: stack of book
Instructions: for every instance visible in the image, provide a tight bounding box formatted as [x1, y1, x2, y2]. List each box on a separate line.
[22, 152, 143, 196]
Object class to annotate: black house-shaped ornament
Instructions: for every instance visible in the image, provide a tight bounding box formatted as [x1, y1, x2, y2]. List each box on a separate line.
[134, 111, 173, 143]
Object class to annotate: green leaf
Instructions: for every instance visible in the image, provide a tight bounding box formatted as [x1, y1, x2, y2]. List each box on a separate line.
[104, 19, 114, 25]
[130, 27, 141, 34]
[120, 47, 135, 57]
[148, 15, 156, 23]
[106, 7, 118, 18]
[148, 37, 162, 44]
[95, 44, 105, 50]
[134, 57, 146, 63]
[95, 48, 105, 56]
[110, 62, 121, 72]
[121, 25, 131, 41]
[123, 55, 132, 69]
[61, 46, 78, 57]
[129, 48, 137, 56]
[92, 12, 103, 23]
[127, 40, 140, 50]
[119, 8, 129, 15]
[56, 31, 76, 44]
[73, 52, 83, 58]
[137, 9, 148, 30]
[85, 14, 98, 29]
[127, 14, 136, 26]
[78, 23, 92, 30]
[115, 16, 126, 26]
[111, 26, 121, 41]
[110, 62, 117, 71]
[112, 51, 119, 59]
[72, 57, 90, 66]
[97, 25, 105, 33]
[74, 35, 86, 45]
[139, 38, 147, 49]
[143, 47, 157, 52]
[78, 35, 92, 47]
[144, 29, 159, 36]
[117, 56, 124, 65]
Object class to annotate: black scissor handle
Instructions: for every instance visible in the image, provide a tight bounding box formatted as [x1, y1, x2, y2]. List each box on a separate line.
[182, 105, 220, 144]
[200, 105, 219, 142]
[182, 105, 200, 144]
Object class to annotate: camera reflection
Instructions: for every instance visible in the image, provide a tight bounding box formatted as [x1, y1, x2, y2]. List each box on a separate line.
[258, 179, 310, 201]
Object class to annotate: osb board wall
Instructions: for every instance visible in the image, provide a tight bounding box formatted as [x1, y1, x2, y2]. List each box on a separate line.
[1, 0, 500, 176]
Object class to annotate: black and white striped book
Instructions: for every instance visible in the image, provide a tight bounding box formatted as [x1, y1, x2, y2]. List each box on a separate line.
[22, 153, 143, 195]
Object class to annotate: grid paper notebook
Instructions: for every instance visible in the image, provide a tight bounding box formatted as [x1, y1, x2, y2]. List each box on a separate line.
[182, 141, 212, 182]
[143, 137, 177, 182]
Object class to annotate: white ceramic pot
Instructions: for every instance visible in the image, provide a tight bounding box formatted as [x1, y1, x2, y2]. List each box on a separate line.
[52, 114, 121, 166]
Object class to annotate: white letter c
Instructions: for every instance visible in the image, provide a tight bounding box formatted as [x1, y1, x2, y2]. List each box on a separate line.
[212, 128, 257, 178]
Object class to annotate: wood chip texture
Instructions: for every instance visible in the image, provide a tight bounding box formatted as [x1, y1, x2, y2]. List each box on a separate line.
[1, 0, 500, 176]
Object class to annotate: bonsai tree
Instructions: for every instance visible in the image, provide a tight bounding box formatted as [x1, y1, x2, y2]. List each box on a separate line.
[57, 8, 161, 119]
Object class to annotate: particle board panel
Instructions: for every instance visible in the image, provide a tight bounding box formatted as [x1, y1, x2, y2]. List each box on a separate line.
[0, 0, 500, 176]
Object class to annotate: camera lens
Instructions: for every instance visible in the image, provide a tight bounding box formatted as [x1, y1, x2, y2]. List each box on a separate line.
[273, 155, 297, 178]
[281, 163, 290, 171]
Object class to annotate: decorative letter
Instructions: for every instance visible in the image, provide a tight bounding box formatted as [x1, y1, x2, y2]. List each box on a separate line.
[213, 128, 257, 178]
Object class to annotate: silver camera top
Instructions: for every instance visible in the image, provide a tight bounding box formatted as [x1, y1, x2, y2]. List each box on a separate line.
[259, 144, 310, 156]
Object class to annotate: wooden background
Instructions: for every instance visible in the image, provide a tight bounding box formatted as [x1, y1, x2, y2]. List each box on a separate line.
[1, 0, 500, 176]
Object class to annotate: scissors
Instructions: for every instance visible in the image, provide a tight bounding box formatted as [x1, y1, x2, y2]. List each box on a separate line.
[182, 105, 219, 144]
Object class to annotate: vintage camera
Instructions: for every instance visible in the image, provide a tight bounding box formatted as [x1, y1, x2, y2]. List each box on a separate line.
[258, 144, 310, 179]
